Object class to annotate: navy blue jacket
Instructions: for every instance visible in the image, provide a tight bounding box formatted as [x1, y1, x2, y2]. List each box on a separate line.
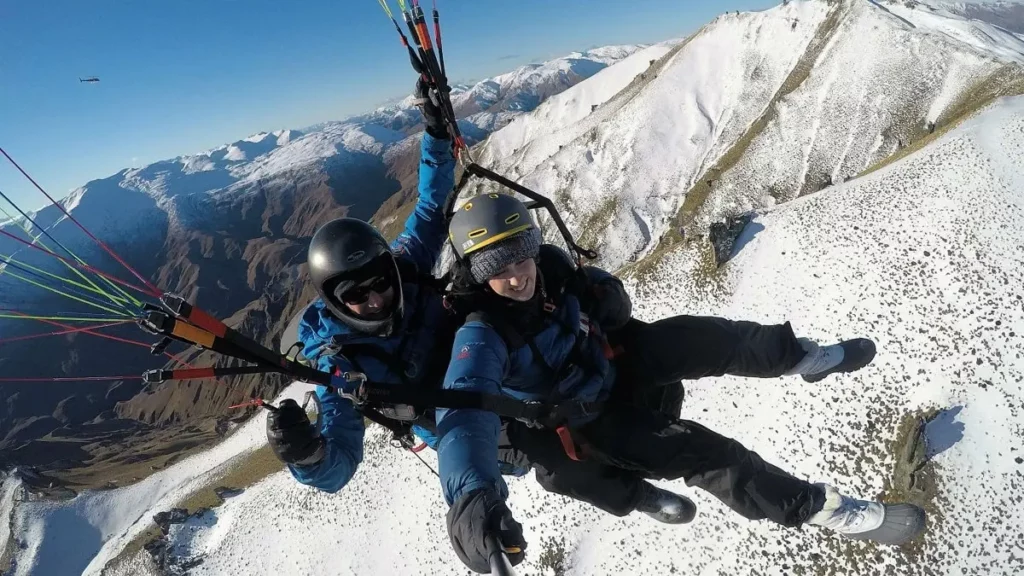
[435, 266, 618, 505]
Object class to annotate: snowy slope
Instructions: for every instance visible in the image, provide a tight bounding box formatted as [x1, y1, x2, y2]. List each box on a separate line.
[881, 0, 1024, 62]
[473, 42, 683, 164]
[109, 125, 403, 231]
[711, 0, 1024, 227]
[4, 385, 318, 576]
[0, 475, 19, 566]
[468, 0, 832, 268]
[622, 94, 1024, 575]
[466, 0, 1024, 272]
[937, 0, 1024, 35]
[13, 93, 1022, 576]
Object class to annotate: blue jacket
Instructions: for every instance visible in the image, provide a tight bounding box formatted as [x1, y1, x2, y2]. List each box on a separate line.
[436, 277, 617, 505]
[288, 132, 455, 493]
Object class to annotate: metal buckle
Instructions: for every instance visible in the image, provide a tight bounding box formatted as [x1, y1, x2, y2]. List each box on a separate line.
[391, 434, 415, 450]
[334, 371, 369, 404]
[136, 310, 169, 336]
[159, 292, 187, 315]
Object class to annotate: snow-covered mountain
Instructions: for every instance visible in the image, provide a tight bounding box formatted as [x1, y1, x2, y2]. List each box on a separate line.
[0, 45, 642, 345]
[0, 47, 641, 489]
[0, 45, 641, 253]
[938, 0, 1024, 34]
[349, 46, 644, 139]
[462, 0, 1024, 272]
[4, 0, 1024, 574]
[7, 85, 1024, 576]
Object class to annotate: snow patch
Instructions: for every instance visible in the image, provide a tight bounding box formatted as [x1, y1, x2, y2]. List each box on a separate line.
[624, 95, 1024, 574]
[886, 0, 1024, 63]
[478, 42, 681, 163]
[474, 0, 830, 270]
[223, 145, 247, 162]
[10, 384, 318, 576]
[273, 129, 298, 146]
[0, 474, 21, 560]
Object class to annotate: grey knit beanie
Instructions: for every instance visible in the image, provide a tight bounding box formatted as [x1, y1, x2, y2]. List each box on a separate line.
[467, 227, 542, 284]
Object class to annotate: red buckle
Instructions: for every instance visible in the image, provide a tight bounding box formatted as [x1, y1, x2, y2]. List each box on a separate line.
[555, 425, 584, 461]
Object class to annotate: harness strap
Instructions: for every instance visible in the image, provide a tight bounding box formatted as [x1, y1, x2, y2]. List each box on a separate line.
[337, 343, 414, 386]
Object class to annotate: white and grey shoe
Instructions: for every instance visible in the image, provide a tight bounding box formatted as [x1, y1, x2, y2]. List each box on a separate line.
[787, 338, 877, 383]
[807, 484, 926, 545]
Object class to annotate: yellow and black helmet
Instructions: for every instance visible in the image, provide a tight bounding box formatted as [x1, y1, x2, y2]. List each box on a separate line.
[449, 193, 542, 284]
[449, 193, 536, 259]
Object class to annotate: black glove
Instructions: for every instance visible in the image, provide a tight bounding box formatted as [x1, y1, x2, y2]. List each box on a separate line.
[447, 489, 526, 574]
[266, 399, 325, 466]
[414, 77, 450, 139]
[584, 267, 633, 331]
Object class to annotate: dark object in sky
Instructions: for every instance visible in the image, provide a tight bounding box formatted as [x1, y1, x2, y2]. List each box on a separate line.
[79, 77, 100, 83]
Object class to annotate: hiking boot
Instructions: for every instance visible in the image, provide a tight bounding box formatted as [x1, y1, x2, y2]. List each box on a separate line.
[807, 484, 926, 545]
[636, 482, 697, 524]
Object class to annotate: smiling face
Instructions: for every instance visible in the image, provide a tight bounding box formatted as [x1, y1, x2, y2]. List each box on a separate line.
[486, 257, 537, 302]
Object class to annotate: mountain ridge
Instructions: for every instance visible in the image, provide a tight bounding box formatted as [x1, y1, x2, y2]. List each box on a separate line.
[0, 46, 642, 482]
[8, 89, 1023, 575]
[3, 2, 1024, 573]
[460, 0, 1024, 275]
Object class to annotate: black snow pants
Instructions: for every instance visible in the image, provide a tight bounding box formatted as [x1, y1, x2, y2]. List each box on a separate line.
[509, 315, 825, 527]
[496, 382, 686, 516]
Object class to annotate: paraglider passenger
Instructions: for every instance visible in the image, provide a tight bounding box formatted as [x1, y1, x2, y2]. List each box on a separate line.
[437, 193, 926, 573]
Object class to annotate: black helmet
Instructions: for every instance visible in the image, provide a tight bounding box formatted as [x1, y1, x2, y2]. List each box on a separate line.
[308, 218, 403, 337]
[449, 193, 541, 284]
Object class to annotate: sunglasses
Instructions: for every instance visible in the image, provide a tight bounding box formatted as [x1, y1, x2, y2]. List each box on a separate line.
[338, 276, 392, 305]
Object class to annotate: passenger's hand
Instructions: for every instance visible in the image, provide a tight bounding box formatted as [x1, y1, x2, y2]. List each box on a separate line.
[446, 489, 527, 573]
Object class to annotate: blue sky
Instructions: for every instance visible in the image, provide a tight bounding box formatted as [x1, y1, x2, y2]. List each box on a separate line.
[0, 0, 780, 211]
